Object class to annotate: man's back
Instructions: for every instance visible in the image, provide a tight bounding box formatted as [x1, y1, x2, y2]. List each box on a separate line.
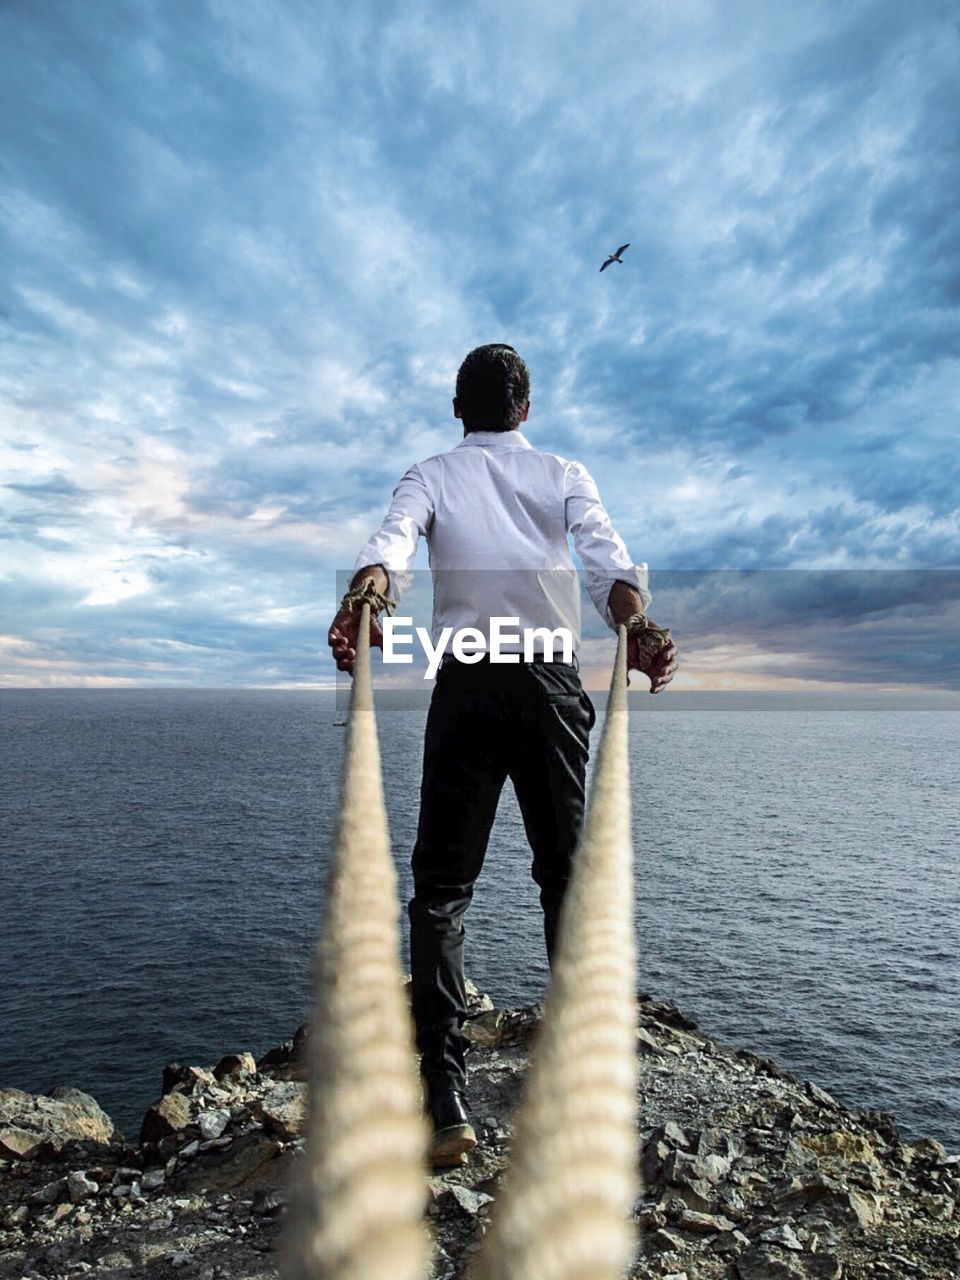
[354, 428, 648, 649]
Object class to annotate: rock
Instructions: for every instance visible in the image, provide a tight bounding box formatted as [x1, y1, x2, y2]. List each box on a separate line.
[462, 1009, 507, 1047]
[257, 1023, 309, 1082]
[0, 1086, 120, 1156]
[759, 1223, 803, 1251]
[736, 1244, 807, 1279]
[643, 1137, 671, 1184]
[141, 1167, 166, 1190]
[439, 1184, 494, 1216]
[841, 1188, 885, 1228]
[638, 993, 698, 1030]
[4, 1203, 30, 1228]
[66, 1170, 99, 1202]
[161, 1063, 217, 1095]
[804, 1082, 839, 1109]
[678, 1209, 735, 1234]
[648, 1228, 687, 1253]
[198, 1109, 230, 1140]
[171, 1130, 282, 1193]
[464, 978, 495, 1014]
[140, 1091, 193, 1144]
[257, 1082, 306, 1139]
[213, 1051, 257, 1081]
[664, 1148, 732, 1190]
[910, 1136, 948, 1161]
[252, 1185, 287, 1215]
[920, 1193, 955, 1220]
[0, 1124, 42, 1158]
[637, 1026, 667, 1055]
[806, 1257, 843, 1280]
[28, 1177, 66, 1205]
[797, 1129, 880, 1168]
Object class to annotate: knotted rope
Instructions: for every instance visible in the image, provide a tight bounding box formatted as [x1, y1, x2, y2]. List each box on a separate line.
[471, 625, 639, 1280]
[279, 601, 430, 1280]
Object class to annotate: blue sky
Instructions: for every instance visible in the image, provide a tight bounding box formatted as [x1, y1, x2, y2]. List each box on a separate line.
[1, 0, 958, 689]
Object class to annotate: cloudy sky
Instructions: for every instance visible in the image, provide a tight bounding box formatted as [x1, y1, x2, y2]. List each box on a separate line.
[1, 0, 958, 690]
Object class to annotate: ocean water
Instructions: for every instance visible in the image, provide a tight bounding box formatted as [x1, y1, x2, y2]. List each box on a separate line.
[1, 687, 958, 1148]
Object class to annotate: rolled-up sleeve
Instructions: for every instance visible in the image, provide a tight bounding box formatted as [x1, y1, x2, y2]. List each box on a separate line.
[353, 464, 433, 602]
[565, 461, 651, 627]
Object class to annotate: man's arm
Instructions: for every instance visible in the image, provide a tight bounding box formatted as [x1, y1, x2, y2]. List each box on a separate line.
[328, 465, 433, 676]
[565, 461, 678, 693]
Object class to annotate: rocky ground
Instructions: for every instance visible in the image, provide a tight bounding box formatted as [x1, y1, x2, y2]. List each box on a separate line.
[1, 985, 958, 1280]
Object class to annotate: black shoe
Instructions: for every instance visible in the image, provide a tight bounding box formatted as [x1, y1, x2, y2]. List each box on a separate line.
[425, 1078, 477, 1167]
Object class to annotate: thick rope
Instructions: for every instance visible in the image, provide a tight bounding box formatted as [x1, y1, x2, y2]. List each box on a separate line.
[471, 626, 639, 1280]
[279, 601, 430, 1280]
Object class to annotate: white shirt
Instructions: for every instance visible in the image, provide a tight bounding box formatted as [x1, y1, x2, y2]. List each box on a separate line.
[354, 429, 651, 653]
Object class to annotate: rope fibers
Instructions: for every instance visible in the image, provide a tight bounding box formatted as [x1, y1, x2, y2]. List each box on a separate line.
[279, 602, 431, 1280]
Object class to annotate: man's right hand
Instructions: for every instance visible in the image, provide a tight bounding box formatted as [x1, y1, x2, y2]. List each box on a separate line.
[328, 566, 390, 675]
[327, 607, 384, 675]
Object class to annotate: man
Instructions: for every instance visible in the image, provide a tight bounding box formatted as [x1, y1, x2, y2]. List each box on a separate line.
[328, 344, 677, 1165]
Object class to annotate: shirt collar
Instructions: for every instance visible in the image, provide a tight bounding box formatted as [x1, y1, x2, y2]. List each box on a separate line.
[456, 430, 533, 450]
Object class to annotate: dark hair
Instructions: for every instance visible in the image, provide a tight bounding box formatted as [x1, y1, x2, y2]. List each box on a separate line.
[455, 344, 530, 432]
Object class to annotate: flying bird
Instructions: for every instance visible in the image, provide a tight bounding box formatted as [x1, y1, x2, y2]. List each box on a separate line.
[599, 243, 630, 273]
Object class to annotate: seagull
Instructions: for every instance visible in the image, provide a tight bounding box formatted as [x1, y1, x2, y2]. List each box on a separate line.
[599, 243, 630, 273]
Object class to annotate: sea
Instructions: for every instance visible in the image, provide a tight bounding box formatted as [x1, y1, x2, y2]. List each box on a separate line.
[1, 687, 958, 1149]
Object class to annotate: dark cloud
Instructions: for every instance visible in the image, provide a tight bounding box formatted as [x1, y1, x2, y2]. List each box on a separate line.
[1, 1, 957, 685]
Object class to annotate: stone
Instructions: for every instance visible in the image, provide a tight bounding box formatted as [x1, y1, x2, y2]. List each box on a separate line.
[736, 1244, 807, 1279]
[198, 1110, 230, 1140]
[797, 1129, 880, 1168]
[258, 1082, 306, 1139]
[180, 1139, 201, 1158]
[908, 1136, 947, 1162]
[140, 1091, 193, 1144]
[29, 1178, 66, 1205]
[66, 1171, 99, 1202]
[0, 1125, 41, 1158]
[806, 1257, 843, 1280]
[252, 1186, 287, 1215]
[759, 1223, 803, 1251]
[920, 1193, 955, 1219]
[643, 1138, 671, 1184]
[172, 1131, 282, 1193]
[648, 1228, 687, 1253]
[257, 1023, 309, 1082]
[637, 993, 699, 1030]
[213, 1052, 257, 1081]
[678, 1209, 735, 1234]
[771, 1172, 838, 1214]
[462, 1009, 506, 1047]
[441, 1183, 494, 1216]
[637, 1027, 667, 1055]
[162, 1063, 217, 1095]
[841, 1188, 885, 1228]
[141, 1168, 166, 1190]
[0, 1086, 119, 1156]
[4, 1204, 29, 1228]
[464, 978, 495, 1013]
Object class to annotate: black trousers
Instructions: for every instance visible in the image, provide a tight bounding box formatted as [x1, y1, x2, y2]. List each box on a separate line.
[408, 657, 596, 1089]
